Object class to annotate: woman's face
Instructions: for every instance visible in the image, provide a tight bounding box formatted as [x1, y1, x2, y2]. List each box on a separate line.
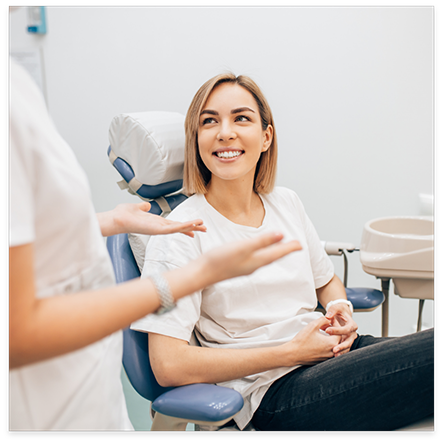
[197, 82, 273, 189]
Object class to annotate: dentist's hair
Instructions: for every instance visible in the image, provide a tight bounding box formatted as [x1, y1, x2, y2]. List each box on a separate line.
[184, 73, 278, 195]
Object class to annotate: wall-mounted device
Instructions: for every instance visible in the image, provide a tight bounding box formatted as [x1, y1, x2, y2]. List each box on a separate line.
[27, 6, 47, 34]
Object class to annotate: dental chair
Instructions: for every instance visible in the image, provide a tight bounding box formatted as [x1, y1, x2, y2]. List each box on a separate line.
[106, 111, 432, 431]
[107, 233, 244, 431]
[107, 112, 244, 431]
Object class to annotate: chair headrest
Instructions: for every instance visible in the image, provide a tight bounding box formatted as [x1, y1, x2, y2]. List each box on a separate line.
[108, 111, 185, 199]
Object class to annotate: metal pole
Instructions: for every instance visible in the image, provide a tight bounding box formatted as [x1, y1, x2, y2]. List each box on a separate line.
[381, 278, 390, 337]
[417, 299, 425, 332]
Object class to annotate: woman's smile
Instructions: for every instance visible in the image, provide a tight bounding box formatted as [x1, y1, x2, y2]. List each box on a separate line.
[213, 148, 245, 160]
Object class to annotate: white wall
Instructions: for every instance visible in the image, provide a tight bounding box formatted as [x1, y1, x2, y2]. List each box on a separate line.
[9, 6, 434, 337]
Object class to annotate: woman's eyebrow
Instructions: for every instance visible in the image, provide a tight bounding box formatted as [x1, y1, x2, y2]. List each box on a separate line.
[200, 107, 256, 116]
[200, 109, 218, 116]
[231, 107, 255, 114]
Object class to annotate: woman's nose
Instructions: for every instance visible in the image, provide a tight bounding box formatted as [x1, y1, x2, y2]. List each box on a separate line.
[217, 121, 236, 141]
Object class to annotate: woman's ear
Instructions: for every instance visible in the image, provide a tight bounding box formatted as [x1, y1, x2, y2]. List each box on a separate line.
[262, 125, 274, 152]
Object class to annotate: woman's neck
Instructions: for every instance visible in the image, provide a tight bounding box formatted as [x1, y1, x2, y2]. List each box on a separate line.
[204, 177, 265, 228]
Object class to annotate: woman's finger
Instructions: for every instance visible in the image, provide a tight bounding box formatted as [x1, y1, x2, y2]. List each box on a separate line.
[325, 322, 357, 336]
[333, 333, 358, 356]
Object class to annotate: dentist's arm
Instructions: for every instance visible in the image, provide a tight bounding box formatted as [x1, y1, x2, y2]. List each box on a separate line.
[96, 201, 207, 238]
[10, 232, 300, 369]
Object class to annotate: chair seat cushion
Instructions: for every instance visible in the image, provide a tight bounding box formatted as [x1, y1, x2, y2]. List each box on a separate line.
[317, 288, 384, 312]
[345, 287, 385, 311]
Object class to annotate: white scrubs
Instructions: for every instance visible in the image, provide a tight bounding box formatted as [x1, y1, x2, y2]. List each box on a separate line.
[9, 60, 132, 431]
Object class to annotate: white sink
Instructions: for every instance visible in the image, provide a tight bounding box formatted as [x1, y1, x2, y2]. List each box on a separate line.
[360, 216, 434, 299]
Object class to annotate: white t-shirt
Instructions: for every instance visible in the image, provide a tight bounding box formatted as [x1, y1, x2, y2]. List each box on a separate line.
[9, 60, 132, 431]
[131, 189, 334, 429]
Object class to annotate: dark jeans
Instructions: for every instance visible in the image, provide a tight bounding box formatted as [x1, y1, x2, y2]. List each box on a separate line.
[251, 328, 434, 431]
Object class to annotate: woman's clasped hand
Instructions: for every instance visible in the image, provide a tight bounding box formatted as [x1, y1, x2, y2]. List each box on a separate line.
[324, 303, 359, 357]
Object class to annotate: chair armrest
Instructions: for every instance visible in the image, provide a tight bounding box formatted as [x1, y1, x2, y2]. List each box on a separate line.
[152, 384, 244, 423]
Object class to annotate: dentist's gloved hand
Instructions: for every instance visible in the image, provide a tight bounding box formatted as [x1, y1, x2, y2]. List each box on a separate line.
[97, 202, 207, 238]
[324, 304, 358, 357]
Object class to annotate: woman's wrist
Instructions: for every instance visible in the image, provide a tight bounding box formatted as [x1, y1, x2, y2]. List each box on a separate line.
[276, 340, 300, 367]
[325, 299, 353, 314]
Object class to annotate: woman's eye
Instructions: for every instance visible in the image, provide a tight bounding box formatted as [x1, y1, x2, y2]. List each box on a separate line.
[202, 117, 216, 125]
[236, 115, 250, 122]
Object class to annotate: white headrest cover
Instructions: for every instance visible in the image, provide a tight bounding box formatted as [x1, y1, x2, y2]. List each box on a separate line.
[108, 111, 185, 185]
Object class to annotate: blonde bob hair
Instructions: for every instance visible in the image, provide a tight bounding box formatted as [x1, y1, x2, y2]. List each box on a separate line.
[183, 73, 278, 195]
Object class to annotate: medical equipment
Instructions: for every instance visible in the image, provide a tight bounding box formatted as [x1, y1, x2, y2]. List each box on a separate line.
[106, 111, 431, 431]
[319, 241, 384, 314]
[360, 216, 434, 335]
[27, 7, 47, 34]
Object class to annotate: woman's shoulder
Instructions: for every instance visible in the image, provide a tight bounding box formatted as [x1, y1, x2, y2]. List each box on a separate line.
[166, 193, 207, 221]
[265, 186, 303, 206]
[144, 194, 207, 261]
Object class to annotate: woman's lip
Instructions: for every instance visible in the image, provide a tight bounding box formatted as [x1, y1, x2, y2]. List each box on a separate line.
[213, 148, 244, 154]
[213, 149, 244, 160]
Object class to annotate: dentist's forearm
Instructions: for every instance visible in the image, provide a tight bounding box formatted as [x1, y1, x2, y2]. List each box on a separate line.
[10, 233, 298, 368]
[9, 244, 209, 369]
[96, 209, 119, 237]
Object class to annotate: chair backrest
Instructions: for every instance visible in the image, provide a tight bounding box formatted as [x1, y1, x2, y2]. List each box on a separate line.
[108, 111, 186, 200]
[107, 111, 190, 402]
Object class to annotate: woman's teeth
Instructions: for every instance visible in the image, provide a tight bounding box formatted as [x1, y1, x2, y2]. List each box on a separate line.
[216, 151, 243, 159]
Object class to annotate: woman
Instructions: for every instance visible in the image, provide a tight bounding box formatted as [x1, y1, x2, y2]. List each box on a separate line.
[9, 61, 301, 431]
[131, 73, 433, 431]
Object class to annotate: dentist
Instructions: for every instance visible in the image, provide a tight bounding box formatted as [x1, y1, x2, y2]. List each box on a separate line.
[9, 59, 301, 431]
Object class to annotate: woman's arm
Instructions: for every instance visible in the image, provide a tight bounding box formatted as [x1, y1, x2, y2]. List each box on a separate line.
[316, 274, 348, 308]
[96, 202, 207, 238]
[10, 232, 301, 369]
[149, 334, 287, 387]
[149, 316, 342, 387]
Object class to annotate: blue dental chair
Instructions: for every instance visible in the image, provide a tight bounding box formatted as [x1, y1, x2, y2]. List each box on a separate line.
[106, 112, 244, 431]
[107, 231, 244, 431]
[105, 111, 388, 431]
